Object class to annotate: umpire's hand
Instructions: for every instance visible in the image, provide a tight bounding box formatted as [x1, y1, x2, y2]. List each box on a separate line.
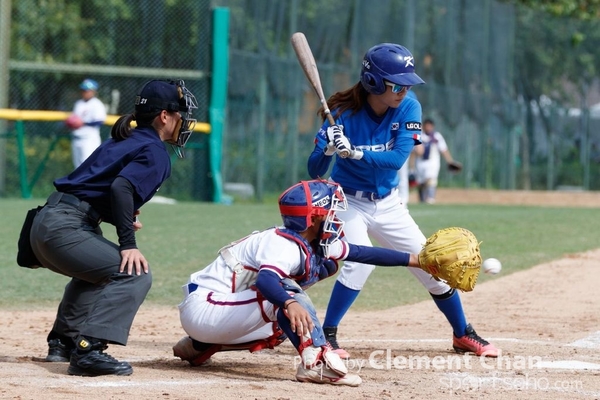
[120, 249, 149, 276]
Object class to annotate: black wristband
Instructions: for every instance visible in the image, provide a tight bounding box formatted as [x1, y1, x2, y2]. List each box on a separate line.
[284, 299, 298, 310]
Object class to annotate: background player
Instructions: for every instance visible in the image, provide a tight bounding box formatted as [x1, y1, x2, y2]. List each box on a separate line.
[65, 79, 107, 168]
[307, 43, 498, 359]
[413, 118, 462, 204]
[173, 180, 431, 386]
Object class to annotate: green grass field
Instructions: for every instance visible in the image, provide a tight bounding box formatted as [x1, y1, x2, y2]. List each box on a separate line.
[2, 198, 599, 311]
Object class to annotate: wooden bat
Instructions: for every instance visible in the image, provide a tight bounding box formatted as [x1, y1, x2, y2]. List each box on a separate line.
[290, 32, 350, 158]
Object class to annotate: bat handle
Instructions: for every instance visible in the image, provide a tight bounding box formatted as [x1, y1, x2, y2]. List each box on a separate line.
[324, 110, 351, 158]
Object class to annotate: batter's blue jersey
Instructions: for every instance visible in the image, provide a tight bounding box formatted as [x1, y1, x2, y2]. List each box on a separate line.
[307, 94, 422, 197]
[54, 126, 171, 223]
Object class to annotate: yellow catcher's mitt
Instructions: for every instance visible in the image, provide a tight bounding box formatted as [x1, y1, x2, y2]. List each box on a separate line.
[418, 227, 482, 292]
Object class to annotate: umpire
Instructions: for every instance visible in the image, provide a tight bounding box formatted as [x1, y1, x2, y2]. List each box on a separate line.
[29, 79, 197, 376]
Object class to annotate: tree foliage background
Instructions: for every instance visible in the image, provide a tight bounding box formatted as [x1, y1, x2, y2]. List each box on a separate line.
[3, 0, 600, 199]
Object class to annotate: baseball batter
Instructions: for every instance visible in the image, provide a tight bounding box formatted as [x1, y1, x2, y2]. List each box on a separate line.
[173, 180, 433, 386]
[307, 43, 498, 359]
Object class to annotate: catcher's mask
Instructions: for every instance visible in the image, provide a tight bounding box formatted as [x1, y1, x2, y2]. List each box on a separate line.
[278, 180, 347, 258]
[135, 79, 198, 158]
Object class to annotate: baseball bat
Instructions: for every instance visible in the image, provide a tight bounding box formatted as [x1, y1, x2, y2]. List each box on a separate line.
[290, 32, 350, 158]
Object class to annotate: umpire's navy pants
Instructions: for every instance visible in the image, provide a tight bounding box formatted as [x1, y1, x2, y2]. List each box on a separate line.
[30, 192, 152, 345]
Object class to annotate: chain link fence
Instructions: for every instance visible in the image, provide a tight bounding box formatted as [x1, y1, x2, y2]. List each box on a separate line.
[216, 0, 600, 199]
[2, 0, 212, 199]
[2, 0, 600, 200]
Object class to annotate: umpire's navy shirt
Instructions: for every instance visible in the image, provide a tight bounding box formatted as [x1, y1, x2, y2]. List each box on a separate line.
[54, 126, 171, 224]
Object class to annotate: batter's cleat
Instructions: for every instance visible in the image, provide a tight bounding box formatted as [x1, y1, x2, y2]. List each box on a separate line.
[68, 337, 133, 376]
[296, 363, 362, 386]
[173, 336, 220, 366]
[453, 324, 499, 357]
[46, 338, 73, 362]
[323, 327, 350, 359]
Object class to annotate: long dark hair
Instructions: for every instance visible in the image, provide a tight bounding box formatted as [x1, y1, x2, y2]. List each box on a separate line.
[110, 110, 161, 141]
[318, 82, 368, 122]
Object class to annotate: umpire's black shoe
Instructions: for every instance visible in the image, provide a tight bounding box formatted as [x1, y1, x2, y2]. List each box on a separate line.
[46, 338, 73, 362]
[68, 336, 133, 376]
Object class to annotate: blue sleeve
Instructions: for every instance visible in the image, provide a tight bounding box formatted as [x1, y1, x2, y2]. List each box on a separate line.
[255, 269, 294, 308]
[85, 121, 104, 127]
[357, 99, 422, 170]
[307, 126, 334, 178]
[346, 243, 411, 266]
[360, 136, 415, 170]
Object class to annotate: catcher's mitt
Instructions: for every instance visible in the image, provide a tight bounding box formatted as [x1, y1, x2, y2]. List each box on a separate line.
[418, 227, 482, 292]
[447, 160, 463, 172]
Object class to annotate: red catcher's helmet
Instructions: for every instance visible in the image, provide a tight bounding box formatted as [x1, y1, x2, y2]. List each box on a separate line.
[278, 180, 346, 232]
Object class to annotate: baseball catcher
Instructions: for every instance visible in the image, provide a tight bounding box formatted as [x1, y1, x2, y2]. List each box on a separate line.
[173, 180, 488, 386]
[417, 227, 482, 292]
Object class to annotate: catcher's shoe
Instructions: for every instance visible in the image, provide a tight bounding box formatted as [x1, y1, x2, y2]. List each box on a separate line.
[323, 327, 350, 360]
[173, 336, 220, 366]
[296, 363, 361, 386]
[453, 324, 499, 357]
[68, 337, 133, 376]
[46, 338, 73, 362]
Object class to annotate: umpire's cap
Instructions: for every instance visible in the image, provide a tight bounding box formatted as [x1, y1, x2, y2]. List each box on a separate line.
[135, 80, 185, 113]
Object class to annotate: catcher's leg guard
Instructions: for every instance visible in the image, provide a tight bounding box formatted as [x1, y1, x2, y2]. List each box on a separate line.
[277, 279, 326, 350]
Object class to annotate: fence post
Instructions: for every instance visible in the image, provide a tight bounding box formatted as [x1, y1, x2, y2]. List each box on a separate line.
[209, 7, 229, 203]
[15, 120, 31, 199]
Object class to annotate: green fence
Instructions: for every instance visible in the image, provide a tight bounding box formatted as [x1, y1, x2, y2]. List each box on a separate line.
[2, 0, 600, 202]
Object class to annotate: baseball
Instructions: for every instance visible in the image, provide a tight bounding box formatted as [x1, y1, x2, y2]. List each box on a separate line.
[483, 258, 502, 275]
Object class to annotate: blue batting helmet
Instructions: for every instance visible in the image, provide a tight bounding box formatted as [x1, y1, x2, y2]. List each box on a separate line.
[80, 79, 99, 91]
[360, 43, 425, 95]
[278, 180, 346, 232]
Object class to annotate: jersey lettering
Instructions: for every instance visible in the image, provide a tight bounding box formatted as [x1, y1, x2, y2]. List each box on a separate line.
[355, 138, 395, 152]
[405, 122, 422, 131]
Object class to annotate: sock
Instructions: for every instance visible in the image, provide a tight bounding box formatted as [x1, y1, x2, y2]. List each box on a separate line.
[323, 281, 361, 328]
[431, 289, 468, 337]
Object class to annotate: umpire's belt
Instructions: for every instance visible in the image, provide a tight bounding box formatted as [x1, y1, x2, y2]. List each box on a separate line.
[47, 192, 102, 225]
[343, 187, 393, 202]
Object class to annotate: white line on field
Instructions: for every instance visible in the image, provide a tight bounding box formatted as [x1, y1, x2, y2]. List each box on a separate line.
[343, 338, 558, 346]
[567, 331, 600, 349]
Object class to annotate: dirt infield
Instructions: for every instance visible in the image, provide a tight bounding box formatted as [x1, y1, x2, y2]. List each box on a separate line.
[1, 189, 599, 400]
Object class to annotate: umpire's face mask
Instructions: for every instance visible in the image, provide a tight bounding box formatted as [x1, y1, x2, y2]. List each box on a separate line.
[166, 81, 198, 158]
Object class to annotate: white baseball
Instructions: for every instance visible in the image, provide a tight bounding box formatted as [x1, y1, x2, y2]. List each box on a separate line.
[483, 258, 502, 274]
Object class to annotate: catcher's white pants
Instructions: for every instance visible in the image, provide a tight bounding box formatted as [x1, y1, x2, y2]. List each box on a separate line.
[178, 286, 278, 345]
[337, 189, 450, 295]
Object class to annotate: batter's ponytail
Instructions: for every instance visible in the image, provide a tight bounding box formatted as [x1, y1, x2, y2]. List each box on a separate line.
[318, 82, 367, 122]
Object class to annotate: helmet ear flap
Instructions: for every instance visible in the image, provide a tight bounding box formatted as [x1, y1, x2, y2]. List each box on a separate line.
[360, 71, 385, 95]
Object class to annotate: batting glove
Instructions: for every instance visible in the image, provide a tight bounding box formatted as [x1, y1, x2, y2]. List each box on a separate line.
[323, 142, 337, 156]
[333, 135, 363, 160]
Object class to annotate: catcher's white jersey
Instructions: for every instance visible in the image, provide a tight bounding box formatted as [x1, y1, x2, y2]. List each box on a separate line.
[179, 228, 347, 345]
